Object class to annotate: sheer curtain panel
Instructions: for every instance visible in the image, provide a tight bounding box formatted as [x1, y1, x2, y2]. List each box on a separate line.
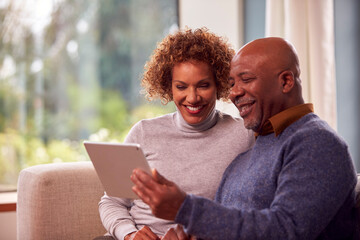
[265, 0, 337, 129]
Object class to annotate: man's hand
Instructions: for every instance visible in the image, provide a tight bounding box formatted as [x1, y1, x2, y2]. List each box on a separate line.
[131, 168, 187, 220]
[124, 226, 160, 240]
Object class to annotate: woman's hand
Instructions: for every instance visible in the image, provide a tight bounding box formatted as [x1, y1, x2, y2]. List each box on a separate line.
[161, 225, 194, 240]
[131, 168, 186, 221]
[124, 226, 160, 240]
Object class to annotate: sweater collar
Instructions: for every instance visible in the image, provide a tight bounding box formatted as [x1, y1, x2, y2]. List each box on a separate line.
[174, 107, 218, 133]
[256, 103, 314, 137]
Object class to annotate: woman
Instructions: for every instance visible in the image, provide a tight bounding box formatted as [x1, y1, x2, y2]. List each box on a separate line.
[97, 28, 254, 240]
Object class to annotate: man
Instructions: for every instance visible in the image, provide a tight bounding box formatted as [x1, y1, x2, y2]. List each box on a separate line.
[131, 37, 358, 239]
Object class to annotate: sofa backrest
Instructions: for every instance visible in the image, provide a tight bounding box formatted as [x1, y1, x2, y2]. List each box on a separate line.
[17, 161, 106, 240]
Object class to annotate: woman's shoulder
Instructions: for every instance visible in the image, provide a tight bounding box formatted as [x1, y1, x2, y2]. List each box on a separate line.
[217, 111, 245, 126]
[125, 112, 175, 143]
[215, 111, 255, 148]
[216, 111, 250, 134]
[132, 112, 175, 130]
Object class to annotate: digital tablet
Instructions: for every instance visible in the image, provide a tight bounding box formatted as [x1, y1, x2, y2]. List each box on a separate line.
[84, 141, 151, 199]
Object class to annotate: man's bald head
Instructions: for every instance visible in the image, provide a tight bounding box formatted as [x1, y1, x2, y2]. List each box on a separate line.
[235, 37, 301, 84]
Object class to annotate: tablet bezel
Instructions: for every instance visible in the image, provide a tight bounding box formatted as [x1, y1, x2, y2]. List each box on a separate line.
[84, 141, 151, 199]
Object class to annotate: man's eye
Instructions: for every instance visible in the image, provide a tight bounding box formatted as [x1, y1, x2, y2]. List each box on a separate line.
[228, 81, 235, 87]
[242, 78, 254, 83]
[199, 83, 209, 88]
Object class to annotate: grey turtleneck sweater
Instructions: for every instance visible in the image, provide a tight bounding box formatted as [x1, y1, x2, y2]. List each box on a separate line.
[98, 109, 254, 239]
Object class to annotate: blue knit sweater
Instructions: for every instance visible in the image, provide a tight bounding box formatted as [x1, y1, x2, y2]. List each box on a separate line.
[175, 113, 358, 240]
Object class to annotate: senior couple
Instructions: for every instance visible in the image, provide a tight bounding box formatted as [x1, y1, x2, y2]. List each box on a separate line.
[95, 28, 358, 240]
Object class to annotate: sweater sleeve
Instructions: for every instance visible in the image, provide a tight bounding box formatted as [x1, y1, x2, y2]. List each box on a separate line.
[98, 122, 144, 239]
[175, 128, 357, 240]
[99, 194, 138, 239]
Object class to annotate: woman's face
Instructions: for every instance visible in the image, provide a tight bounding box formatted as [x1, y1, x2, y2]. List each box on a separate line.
[171, 61, 217, 125]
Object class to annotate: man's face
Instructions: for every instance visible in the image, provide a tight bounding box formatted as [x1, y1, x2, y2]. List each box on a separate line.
[228, 53, 283, 132]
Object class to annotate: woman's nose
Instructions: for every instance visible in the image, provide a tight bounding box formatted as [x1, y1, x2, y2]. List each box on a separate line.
[186, 89, 200, 104]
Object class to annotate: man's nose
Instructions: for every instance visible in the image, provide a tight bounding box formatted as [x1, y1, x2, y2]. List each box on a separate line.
[229, 84, 245, 101]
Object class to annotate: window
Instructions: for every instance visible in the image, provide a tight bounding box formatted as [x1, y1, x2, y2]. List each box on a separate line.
[0, 0, 178, 191]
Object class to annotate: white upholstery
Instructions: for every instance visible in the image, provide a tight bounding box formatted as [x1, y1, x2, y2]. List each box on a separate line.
[17, 162, 106, 240]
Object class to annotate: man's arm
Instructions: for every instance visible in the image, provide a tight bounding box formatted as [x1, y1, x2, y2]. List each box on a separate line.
[131, 168, 186, 221]
[131, 169, 249, 239]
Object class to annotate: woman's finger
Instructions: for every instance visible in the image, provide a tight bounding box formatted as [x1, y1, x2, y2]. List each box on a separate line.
[138, 226, 160, 240]
[162, 228, 179, 240]
[174, 225, 188, 240]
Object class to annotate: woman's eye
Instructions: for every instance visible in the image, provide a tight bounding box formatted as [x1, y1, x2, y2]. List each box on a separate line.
[176, 85, 186, 90]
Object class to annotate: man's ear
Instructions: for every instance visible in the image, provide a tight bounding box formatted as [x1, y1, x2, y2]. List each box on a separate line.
[279, 70, 295, 93]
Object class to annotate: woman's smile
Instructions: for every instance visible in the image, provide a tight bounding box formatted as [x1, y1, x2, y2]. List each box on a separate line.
[172, 61, 217, 125]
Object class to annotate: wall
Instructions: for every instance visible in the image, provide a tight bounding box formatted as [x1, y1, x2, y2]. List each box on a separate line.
[0, 212, 16, 240]
[334, 0, 360, 170]
[179, 0, 243, 49]
[244, 0, 266, 43]
[0, 192, 16, 239]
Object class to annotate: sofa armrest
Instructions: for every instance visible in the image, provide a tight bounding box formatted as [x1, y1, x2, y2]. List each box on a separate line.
[17, 161, 106, 240]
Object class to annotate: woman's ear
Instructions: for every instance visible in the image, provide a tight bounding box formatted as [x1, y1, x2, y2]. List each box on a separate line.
[279, 70, 295, 93]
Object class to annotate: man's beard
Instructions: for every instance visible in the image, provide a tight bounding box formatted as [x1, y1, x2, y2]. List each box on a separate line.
[244, 117, 261, 132]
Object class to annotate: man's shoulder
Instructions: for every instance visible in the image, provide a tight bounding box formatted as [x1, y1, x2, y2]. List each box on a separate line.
[287, 113, 339, 139]
[283, 113, 349, 154]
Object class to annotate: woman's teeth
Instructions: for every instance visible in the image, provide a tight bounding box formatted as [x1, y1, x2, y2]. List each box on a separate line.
[186, 106, 203, 111]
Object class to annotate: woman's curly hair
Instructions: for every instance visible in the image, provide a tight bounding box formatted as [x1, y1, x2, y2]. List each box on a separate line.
[141, 27, 235, 104]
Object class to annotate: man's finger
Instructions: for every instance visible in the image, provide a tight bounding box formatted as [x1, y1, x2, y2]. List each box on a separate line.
[152, 168, 172, 185]
[132, 185, 150, 204]
[132, 169, 163, 190]
[131, 174, 156, 204]
[133, 169, 152, 182]
[132, 179, 161, 206]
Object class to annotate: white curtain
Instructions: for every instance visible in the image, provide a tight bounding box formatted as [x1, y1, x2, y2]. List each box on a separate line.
[265, 0, 337, 129]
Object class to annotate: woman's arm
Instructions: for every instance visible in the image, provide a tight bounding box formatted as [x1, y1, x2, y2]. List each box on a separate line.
[99, 193, 139, 239]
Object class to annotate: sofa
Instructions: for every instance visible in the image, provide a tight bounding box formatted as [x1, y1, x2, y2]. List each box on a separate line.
[17, 162, 106, 240]
[17, 161, 360, 240]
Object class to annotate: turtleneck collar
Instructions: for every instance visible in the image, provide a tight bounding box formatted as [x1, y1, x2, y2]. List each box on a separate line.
[174, 107, 219, 133]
